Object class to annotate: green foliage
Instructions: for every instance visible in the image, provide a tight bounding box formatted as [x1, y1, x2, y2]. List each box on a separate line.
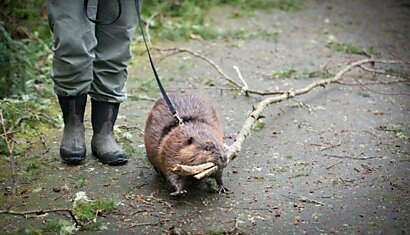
[0, 95, 59, 155]
[26, 161, 39, 171]
[274, 161, 308, 173]
[75, 175, 86, 189]
[252, 120, 266, 131]
[15, 220, 75, 235]
[80, 219, 108, 231]
[272, 68, 334, 79]
[394, 128, 409, 141]
[206, 228, 225, 235]
[0, 2, 56, 157]
[327, 36, 375, 56]
[0, 26, 31, 98]
[228, 0, 302, 11]
[291, 172, 310, 178]
[0, 0, 50, 39]
[358, 91, 371, 98]
[141, 0, 298, 41]
[73, 199, 116, 222]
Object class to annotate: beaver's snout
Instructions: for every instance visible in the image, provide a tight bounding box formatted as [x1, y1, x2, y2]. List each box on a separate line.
[210, 145, 227, 168]
[218, 152, 228, 168]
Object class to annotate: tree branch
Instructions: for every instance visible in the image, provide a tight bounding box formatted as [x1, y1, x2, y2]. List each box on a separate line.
[192, 59, 403, 179]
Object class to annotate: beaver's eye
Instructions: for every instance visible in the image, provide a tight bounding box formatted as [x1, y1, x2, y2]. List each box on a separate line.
[205, 141, 213, 151]
[187, 136, 194, 145]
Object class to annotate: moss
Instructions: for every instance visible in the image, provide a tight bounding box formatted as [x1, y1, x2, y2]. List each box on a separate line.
[80, 219, 108, 231]
[395, 128, 409, 141]
[141, 0, 295, 42]
[206, 228, 225, 235]
[272, 68, 334, 80]
[274, 161, 308, 173]
[252, 120, 266, 131]
[75, 175, 86, 189]
[73, 198, 116, 222]
[291, 172, 310, 178]
[13, 220, 74, 235]
[328, 39, 375, 56]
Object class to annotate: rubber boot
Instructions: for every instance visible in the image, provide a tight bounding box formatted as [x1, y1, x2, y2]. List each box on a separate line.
[58, 94, 87, 164]
[91, 99, 128, 165]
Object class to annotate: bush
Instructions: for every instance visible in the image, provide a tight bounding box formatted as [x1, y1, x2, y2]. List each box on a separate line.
[0, 26, 32, 98]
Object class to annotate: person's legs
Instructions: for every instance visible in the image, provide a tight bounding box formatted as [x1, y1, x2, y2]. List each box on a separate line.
[48, 0, 98, 163]
[89, 0, 139, 165]
[48, 0, 97, 97]
[90, 0, 139, 102]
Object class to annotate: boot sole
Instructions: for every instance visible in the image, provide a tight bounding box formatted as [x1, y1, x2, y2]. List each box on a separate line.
[92, 151, 128, 166]
[61, 156, 85, 164]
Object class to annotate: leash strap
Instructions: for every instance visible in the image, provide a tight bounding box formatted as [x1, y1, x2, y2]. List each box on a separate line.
[83, 0, 122, 25]
[134, 0, 183, 125]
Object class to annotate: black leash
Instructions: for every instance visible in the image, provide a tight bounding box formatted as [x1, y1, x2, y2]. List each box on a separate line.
[83, 0, 183, 125]
[134, 1, 184, 125]
[83, 0, 122, 25]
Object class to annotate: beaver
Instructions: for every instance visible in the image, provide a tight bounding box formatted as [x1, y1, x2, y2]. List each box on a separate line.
[144, 94, 228, 196]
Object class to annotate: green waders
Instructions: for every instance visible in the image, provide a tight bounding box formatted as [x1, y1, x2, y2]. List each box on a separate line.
[48, 0, 141, 165]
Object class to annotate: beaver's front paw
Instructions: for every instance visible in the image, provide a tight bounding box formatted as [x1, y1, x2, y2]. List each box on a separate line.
[170, 190, 187, 196]
[218, 184, 230, 194]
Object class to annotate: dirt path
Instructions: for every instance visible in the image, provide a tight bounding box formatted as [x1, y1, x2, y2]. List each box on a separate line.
[1, 0, 409, 234]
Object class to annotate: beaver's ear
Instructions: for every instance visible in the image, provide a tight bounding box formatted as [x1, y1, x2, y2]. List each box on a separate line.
[187, 136, 194, 145]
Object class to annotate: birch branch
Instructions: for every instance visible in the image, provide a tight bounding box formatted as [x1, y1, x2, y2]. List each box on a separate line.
[193, 59, 403, 179]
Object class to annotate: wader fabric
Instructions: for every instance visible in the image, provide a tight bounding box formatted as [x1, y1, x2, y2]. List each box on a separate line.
[48, 0, 139, 103]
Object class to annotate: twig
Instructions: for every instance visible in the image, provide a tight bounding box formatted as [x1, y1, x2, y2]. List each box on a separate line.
[0, 208, 79, 225]
[153, 47, 241, 87]
[282, 195, 325, 206]
[233, 65, 249, 95]
[324, 153, 381, 160]
[129, 221, 160, 228]
[325, 161, 343, 170]
[320, 139, 344, 151]
[152, 47, 287, 96]
[351, 75, 410, 96]
[291, 98, 313, 113]
[359, 64, 409, 79]
[194, 59, 402, 179]
[336, 80, 410, 86]
[0, 110, 17, 195]
[144, 12, 159, 45]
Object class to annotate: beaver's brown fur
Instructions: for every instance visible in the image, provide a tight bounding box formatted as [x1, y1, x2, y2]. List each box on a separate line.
[144, 94, 228, 195]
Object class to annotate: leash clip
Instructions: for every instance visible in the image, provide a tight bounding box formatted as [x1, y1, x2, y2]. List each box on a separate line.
[173, 112, 184, 126]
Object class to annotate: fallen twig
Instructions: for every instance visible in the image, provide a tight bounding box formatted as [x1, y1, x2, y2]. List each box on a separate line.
[336, 80, 410, 86]
[233, 65, 249, 95]
[351, 75, 410, 96]
[129, 221, 161, 228]
[359, 64, 410, 80]
[325, 161, 343, 170]
[320, 138, 344, 151]
[152, 47, 287, 96]
[282, 195, 325, 206]
[324, 153, 382, 160]
[0, 208, 79, 225]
